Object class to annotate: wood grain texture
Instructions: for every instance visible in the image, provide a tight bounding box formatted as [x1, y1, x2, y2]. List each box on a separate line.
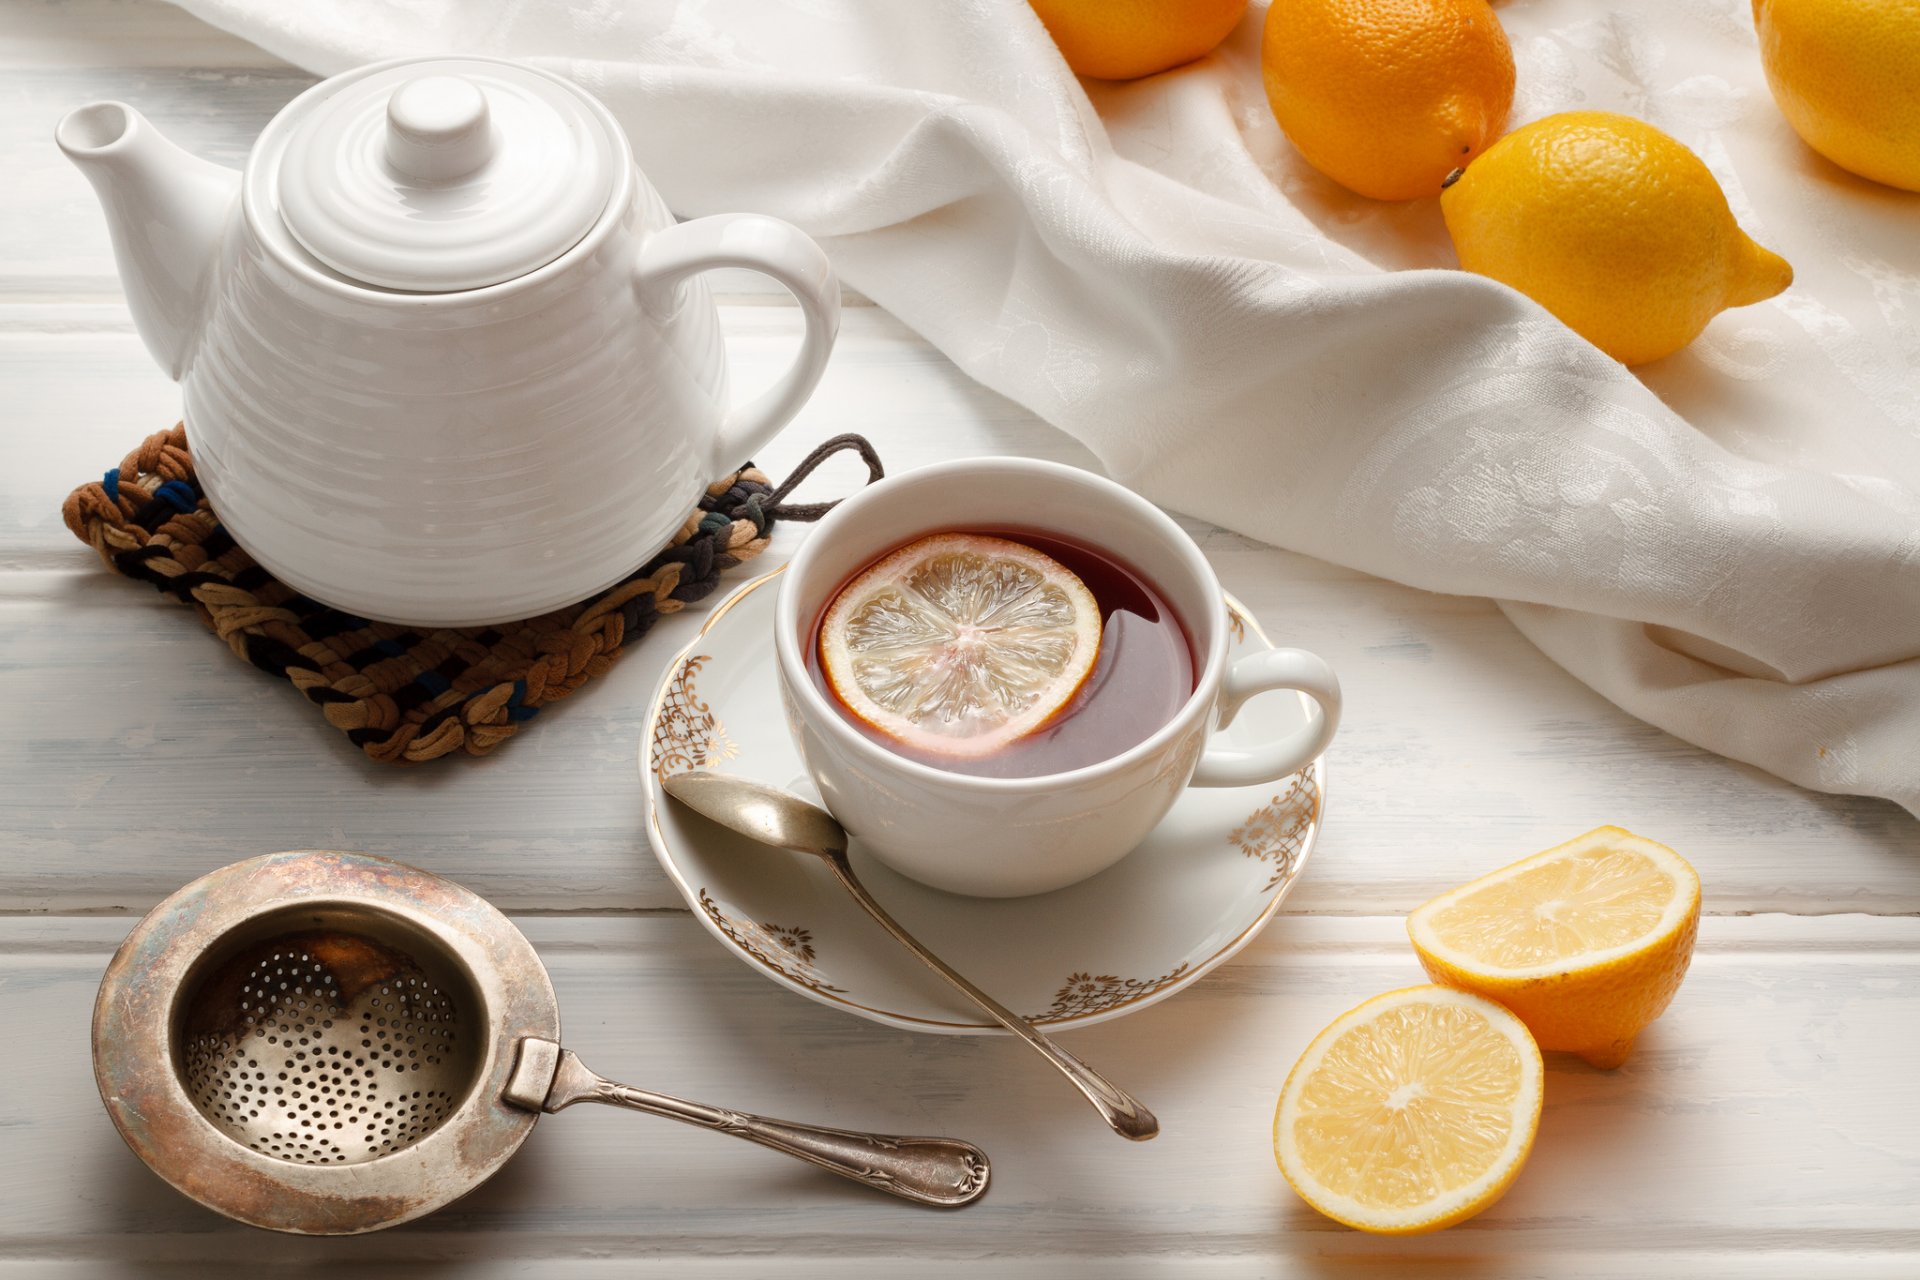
[3, 0, 1917, 1273]
[3, 313, 1914, 915]
[2, 915, 1916, 1274]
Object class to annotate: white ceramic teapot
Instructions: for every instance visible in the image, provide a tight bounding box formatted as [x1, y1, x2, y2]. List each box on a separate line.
[58, 57, 839, 626]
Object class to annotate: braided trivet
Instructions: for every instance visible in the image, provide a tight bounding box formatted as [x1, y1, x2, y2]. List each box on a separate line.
[62, 425, 882, 764]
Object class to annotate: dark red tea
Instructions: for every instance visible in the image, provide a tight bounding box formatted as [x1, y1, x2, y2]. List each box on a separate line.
[808, 528, 1196, 778]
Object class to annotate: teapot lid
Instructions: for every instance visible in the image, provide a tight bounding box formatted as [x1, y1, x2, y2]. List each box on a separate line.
[275, 60, 616, 292]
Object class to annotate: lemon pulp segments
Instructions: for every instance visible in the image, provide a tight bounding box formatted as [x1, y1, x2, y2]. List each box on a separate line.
[1423, 843, 1677, 970]
[1407, 827, 1702, 1069]
[819, 534, 1101, 757]
[1275, 986, 1543, 1234]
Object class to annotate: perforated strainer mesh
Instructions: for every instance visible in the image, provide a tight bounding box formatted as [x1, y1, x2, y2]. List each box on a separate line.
[178, 930, 479, 1166]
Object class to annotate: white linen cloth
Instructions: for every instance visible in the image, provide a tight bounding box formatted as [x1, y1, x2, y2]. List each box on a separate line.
[166, 0, 1920, 814]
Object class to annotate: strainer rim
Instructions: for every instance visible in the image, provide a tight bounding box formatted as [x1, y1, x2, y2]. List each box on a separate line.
[93, 849, 559, 1235]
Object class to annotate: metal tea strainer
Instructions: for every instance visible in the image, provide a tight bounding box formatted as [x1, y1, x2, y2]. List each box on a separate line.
[93, 850, 990, 1234]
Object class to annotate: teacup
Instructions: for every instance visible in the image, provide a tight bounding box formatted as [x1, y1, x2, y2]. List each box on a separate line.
[774, 458, 1340, 897]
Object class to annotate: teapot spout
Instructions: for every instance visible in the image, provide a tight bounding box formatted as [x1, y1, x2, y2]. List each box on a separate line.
[57, 102, 239, 380]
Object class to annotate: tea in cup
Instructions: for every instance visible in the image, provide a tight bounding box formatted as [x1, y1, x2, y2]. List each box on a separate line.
[806, 528, 1195, 779]
[775, 458, 1340, 898]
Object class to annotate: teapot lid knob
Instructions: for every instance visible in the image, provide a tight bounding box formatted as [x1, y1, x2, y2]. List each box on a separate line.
[272, 58, 618, 292]
[385, 75, 493, 181]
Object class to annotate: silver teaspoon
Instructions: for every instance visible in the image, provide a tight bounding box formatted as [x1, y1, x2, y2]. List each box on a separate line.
[661, 770, 1160, 1142]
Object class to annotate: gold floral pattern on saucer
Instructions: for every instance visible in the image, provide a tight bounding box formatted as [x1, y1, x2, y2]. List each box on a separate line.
[697, 889, 846, 994]
[644, 573, 1328, 1035]
[1031, 964, 1194, 1021]
[651, 654, 739, 780]
[1230, 764, 1322, 893]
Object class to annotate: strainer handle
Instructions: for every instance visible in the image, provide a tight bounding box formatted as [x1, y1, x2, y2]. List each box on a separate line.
[544, 1049, 989, 1207]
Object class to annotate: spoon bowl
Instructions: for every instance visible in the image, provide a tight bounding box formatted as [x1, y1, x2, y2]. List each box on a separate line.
[661, 770, 1160, 1141]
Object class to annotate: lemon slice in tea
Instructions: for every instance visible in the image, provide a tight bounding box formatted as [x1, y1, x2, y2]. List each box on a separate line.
[818, 533, 1102, 759]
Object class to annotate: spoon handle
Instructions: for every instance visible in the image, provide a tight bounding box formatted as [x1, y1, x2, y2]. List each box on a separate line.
[824, 858, 1160, 1142]
[546, 1049, 989, 1207]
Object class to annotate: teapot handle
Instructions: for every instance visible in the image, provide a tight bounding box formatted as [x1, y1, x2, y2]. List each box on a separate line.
[635, 214, 841, 478]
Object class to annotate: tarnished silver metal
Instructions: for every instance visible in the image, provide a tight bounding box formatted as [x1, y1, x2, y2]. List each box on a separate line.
[93, 850, 990, 1235]
[506, 1039, 989, 1205]
[178, 923, 476, 1165]
[661, 771, 1161, 1141]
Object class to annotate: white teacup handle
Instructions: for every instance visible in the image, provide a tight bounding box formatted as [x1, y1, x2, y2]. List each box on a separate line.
[634, 213, 841, 477]
[1190, 648, 1341, 788]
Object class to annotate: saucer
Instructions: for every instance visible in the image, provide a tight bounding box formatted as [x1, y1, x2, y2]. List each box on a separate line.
[640, 568, 1327, 1034]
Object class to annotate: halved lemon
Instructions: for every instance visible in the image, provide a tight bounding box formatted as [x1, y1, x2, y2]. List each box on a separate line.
[818, 533, 1101, 758]
[1408, 827, 1701, 1069]
[1274, 986, 1543, 1235]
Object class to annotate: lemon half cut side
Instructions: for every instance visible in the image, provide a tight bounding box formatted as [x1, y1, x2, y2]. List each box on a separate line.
[1408, 826, 1703, 1069]
[1274, 985, 1544, 1235]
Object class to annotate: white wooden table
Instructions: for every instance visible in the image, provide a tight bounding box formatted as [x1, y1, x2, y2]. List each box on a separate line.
[4, 3, 1917, 1274]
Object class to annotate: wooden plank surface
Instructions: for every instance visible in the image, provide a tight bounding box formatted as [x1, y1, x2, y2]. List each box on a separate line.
[4, 311, 1914, 917]
[2, 915, 1917, 1275]
[3, 0, 1917, 1274]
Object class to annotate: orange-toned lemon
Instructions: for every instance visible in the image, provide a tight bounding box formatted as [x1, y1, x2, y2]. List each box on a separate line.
[1274, 986, 1544, 1234]
[818, 533, 1101, 759]
[1261, 0, 1514, 200]
[1408, 827, 1702, 1069]
[1029, 0, 1248, 81]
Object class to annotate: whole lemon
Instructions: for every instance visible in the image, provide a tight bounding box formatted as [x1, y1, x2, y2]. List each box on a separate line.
[1442, 112, 1793, 366]
[1261, 0, 1514, 201]
[1754, 0, 1920, 191]
[1029, 0, 1248, 81]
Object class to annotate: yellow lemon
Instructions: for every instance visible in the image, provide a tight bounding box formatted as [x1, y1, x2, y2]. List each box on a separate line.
[818, 533, 1101, 759]
[1274, 986, 1543, 1234]
[1754, 0, 1920, 192]
[1408, 827, 1702, 1070]
[1441, 112, 1793, 365]
[1029, 0, 1247, 81]
[1262, 0, 1515, 201]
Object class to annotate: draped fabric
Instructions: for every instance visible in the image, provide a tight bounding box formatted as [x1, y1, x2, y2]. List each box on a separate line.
[167, 0, 1920, 813]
